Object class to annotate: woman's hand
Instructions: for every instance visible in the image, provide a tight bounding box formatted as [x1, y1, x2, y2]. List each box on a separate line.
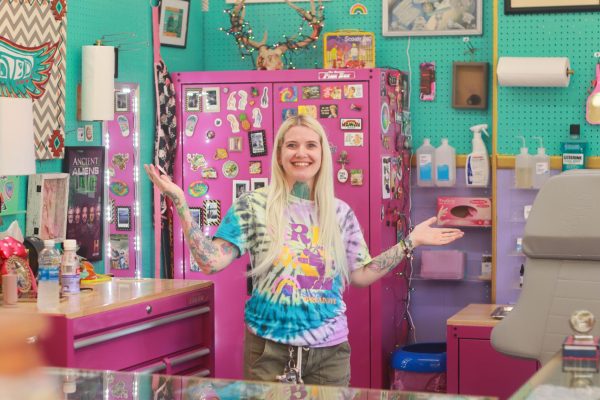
[144, 164, 185, 203]
[409, 216, 464, 247]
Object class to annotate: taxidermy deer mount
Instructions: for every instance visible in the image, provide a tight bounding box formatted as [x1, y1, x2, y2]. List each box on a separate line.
[226, 0, 324, 70]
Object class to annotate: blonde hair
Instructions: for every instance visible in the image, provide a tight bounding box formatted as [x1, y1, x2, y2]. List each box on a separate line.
[250, 115, 350, 284]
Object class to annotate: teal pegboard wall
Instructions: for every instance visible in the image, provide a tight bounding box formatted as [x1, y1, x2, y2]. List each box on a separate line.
[498, 11, 600, 156]
[202, 0, 493, 155]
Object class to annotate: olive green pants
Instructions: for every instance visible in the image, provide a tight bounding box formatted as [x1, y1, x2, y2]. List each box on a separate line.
[243, 330, 351, 386]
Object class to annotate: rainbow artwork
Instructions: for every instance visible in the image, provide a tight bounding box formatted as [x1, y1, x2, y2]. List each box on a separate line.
[349, 3, 368, 15]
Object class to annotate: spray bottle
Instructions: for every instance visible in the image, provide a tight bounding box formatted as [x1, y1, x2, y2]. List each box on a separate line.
[514, 136, 532, 189]
[466, 124, 490, 187]
[531, 136, 550, 189]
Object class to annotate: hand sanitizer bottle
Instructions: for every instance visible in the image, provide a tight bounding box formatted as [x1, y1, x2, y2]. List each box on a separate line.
[531, 136, 550, 189]
[514, 136, 532, 189]
[416, 138, 435, 187]
[435, 138, 456, 187]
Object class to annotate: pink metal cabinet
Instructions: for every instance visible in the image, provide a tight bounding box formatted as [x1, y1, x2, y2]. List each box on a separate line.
[172, 69, 411, 388]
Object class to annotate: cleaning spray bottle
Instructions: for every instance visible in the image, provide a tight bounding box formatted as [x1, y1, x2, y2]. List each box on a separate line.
[531, 136, 550, 189]
[466, 124, 490, 187]
[514, 136, 532, 189]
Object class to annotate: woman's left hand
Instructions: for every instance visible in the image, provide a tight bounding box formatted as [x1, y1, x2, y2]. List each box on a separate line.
[409, 216, 464, 247]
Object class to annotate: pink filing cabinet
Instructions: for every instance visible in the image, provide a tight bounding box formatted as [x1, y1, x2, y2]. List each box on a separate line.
[36, 279, 214, 376]
[447, 304, 539, 400]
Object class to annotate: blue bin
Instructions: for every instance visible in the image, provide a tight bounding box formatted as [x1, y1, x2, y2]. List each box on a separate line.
[391, 342, 447, 392]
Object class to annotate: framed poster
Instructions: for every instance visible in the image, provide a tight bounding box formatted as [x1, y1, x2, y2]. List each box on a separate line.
[159, 0, 190, 48]
[65, 146, 105, 261]
[506, 0, 600, 14]
[383, 0, 482, 37]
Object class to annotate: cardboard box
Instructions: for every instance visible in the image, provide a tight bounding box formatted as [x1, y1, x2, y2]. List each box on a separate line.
[437, 197, 491, 227]
[26, 173, 70, 241]
[323, 30, 375, 69]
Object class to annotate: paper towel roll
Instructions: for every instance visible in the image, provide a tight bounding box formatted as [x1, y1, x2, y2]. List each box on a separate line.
[81, 45, 114, 121]
[497, 57, 571, 87]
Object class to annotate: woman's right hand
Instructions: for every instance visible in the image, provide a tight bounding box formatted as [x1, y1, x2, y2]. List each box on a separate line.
[144, 164, 185, 203]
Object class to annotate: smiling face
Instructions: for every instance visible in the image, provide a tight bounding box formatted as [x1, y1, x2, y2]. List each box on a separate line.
[278, 125, 322, 191]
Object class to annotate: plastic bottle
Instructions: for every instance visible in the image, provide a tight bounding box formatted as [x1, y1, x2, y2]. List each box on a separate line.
[37, 240, 61, 312]
[435, 138, 456, 187]
[416, 138, 436, 187]
[560, 124, 587, 171]
[514, 136, 532, 189]
[61, 239, 80, 294]
[531, 136, 550, 189]
[466, 124, 490, 187]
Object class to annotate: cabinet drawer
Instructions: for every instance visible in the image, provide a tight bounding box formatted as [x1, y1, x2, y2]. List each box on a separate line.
[73, 305, 211, 370]
[133, 346, 212, 377]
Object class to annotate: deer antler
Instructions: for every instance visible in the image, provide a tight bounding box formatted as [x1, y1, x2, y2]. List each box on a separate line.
[226, 0, 324, 70]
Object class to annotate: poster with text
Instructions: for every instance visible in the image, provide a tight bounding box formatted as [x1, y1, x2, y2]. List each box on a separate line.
[65, 147, 105, 261]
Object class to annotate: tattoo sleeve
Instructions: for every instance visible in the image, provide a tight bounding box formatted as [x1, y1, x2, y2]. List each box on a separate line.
[367, 241, 407, 274]
[171, 194, 239, 274]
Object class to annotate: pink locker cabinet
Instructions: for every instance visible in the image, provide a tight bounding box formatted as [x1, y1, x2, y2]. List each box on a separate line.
[172, 68, 411, 388]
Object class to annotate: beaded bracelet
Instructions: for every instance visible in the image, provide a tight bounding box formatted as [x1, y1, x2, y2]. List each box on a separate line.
[400, 236, 415, 259]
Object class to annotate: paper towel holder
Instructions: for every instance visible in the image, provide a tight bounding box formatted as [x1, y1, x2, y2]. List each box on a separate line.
[497, 57, 574, 87]
[79, 41, 116, 121]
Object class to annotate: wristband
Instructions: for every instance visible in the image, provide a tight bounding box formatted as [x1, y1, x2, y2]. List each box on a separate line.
[400, 237, 414, 259]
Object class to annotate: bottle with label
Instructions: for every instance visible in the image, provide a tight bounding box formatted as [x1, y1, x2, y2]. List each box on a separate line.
[435, 138, 456, 187]
[531, 136, 550, 189]
[514, 136, 532, 189]
[61, 239, 80, 294]
[561, 124, 587, 171]
[466, 124, 490, 187]
[37, 240, 61, 312]
[416, 138, 435, 187]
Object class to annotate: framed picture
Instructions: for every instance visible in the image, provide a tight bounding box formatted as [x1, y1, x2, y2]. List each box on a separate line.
[232, 180, 250, 202]
[185, 88, 201, 112]
[249, 161, 262, 175]
[249, 130, 267, 157]
[202, 87, 221, 113]
[505, 0, 600, 14]
[383, 0, 482, 37]
[116, 206, 131, 231]
[159, 0, 190, 48]
[251, 177, 268, 191]
[203, 200, 221, 226]
[228, 136, 243, 152]
[189, 207, 203, 227]
[115, 91, 129, 113]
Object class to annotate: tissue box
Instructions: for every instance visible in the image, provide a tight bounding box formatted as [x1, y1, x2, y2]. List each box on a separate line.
[420, 250, 465, 280]
[437, 197, 491, 227]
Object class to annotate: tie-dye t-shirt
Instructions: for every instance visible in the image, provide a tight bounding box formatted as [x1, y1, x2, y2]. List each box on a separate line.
[214, 189, 372, 347]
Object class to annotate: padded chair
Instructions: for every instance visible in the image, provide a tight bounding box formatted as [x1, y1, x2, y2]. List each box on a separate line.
[491, 169, 600, 365]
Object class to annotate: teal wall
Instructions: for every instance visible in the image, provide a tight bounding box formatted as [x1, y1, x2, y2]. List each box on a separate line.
[2, 1, 598, 276]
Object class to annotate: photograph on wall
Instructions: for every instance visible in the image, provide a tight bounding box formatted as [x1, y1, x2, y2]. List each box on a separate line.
[115, 91, 130, 112]
[65, 147, 104, 261]
[249, 130, 267, 157]
[505, 0, 600, 14]
[110, 234, 130, 270]
[0, 176, 20, 215]
[189, 207, 202, 227]
[383, 0, 482, 37]
[251, 177, 268, 191]
[159, 0, 190, 48]
[203, 200, 221, 226]
[116, 206, 131, 231]
[185, 88, 202, 112]
[202, 87, 221, 112]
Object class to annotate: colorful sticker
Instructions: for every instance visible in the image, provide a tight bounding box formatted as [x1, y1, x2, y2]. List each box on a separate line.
[112, 153, 129, 171]
[227, 91, 237, 110]
[319, 104, 338, 118]
[214, 148, 228, 160]
[340, 118, 362, 130]
[188, 180, 209, 198]
[381, 103, 390, 134]
[382, 157, 391, 199]
[202, 167, 218, 179]
[298, 105, 317, 118]
[419, 62, 436, 102]
[187, 153, 208, 171]
[337, 167, 349, 183]
[282, 108, 298, 121]
[238, 90, 248, 110]
[344, 132, 364, 146]
[222, 160, 239, 178]
[279, 86, 298, 102]
[239, 113, 251, 131]
[227, 114, 240, 133]
[322, 86, 342, 100]
[343, 84, 363, 99]
[214, 118, 222, 127]
[110, 180, 129, 196]
[349, 2, 368, 14]
[261, 87, 269, 108]
[249, 161, 262, 175]
[252, 108, 263, 128]
[206, 130, 216, 140]
[185, 115, 198, 137]
[302, 86, 321, 99]
[350, 169, 363, 186]
[117, 115, 130, 137]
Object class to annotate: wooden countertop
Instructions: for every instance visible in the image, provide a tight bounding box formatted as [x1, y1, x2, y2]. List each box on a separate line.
[447, 303, 507, 327]
[3, 278, 212, 319]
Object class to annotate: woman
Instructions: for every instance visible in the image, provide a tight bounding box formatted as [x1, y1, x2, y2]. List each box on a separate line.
[145, 115, 463, 386]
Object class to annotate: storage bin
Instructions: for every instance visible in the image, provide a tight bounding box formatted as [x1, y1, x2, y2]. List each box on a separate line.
[391, 342, 447, 393]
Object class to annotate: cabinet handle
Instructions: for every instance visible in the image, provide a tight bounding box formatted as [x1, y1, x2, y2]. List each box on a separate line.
[169, 347, 210, 367]
[146, 305, 152, 314]
[74, 306, 210, 350]
[191, 369, 211, 377]
[136, 360, 167, 374]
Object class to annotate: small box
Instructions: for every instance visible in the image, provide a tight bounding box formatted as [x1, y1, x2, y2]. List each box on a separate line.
[420, 250, 465, 280]
[323, 30, 375, 69]
[26, 173, 70, 241]
[437, 197, 492, 227]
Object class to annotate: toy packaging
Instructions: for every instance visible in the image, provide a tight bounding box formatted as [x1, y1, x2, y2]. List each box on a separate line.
[323, 30, 375, 69]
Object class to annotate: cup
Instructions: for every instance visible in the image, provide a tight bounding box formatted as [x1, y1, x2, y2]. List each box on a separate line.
[2, 274, 18, 306]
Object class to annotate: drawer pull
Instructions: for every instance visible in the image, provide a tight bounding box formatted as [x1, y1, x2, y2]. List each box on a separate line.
[192, 369, 211, 377]
[136, 361, 167, 374]
[170, 347, 210, 367]
[74, 306, 210, 350]
[146, 305, 152, 314]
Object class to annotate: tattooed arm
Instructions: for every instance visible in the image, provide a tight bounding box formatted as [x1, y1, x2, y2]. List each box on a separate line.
[145, 164, 238, 274]
[351, 217, 464, 287]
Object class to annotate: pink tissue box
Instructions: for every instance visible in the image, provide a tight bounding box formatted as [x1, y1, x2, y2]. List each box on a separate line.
[420, 250, 465, 280]
[436, 197, 491, 227]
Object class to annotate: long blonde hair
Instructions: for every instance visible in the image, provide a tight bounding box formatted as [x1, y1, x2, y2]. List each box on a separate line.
[250, 115, 350, 284]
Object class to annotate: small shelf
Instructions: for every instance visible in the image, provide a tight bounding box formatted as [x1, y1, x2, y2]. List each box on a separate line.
[411, 275, 491, 283]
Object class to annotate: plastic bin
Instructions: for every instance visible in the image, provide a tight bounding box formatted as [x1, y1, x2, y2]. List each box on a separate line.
[390, 342, 447, 393]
